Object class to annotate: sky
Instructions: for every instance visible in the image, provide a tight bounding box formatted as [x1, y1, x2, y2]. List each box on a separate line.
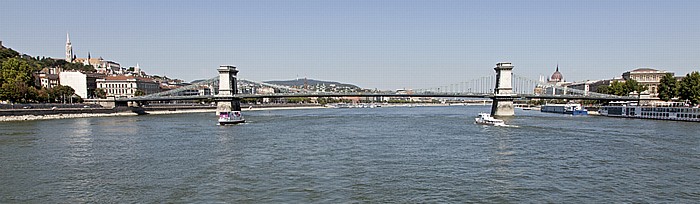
[1, 0, 699, 90]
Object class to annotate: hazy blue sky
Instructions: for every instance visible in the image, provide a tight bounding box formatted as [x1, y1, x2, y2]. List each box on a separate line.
[1, 0, 699, 90]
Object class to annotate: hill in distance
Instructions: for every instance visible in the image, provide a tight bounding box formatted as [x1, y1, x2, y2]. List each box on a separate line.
[264, 78, 361, 89]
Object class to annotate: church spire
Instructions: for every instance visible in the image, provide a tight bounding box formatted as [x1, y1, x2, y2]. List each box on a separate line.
[86, 52, 91, 66]
[65, 33, 73, 62]
[556, 63, 559, 72]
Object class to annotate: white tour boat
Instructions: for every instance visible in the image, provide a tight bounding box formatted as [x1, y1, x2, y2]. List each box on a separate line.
[475, 113, 506, 126]
[218, 111, 245, 125]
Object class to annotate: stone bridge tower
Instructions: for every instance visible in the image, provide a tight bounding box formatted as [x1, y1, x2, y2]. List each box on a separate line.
[216, 65, 242, 115]
[491, 62, 516, 116]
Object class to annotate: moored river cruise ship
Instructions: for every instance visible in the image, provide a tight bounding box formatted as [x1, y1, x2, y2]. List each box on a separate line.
[599, 102, 700, 122]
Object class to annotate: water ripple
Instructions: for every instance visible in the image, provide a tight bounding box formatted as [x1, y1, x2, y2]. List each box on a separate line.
[1, 107, 699, 202]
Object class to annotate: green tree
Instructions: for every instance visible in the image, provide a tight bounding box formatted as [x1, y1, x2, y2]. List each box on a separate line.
[597, 79, 647, 97]
[52, 85, 75, 103]
[26, 86, 39, 102]
[134, 89, 146, 96]
[679, 71, 700, 105]
[1, 58, 34, 86]
[658, 73, 679, 101]
[0, 46, 20, 60]
[286, 97, 311, 103]
[0, 58, 36, 102]
[596, 85, 609, 95]
[608, 81, 627, 96]
[62, 62, 96, 73]
[1, 82, 27, 102]
[95, 88, 107, 99]
[36, 87, 50, 103]
[623, 79, 647, 95]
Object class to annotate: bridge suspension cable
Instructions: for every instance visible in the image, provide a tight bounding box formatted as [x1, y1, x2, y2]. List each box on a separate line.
[131, 76, 324, 100]
[415, 73, 626, 99]
[416, 75, 497, 94]
[131, 70, 628, 101]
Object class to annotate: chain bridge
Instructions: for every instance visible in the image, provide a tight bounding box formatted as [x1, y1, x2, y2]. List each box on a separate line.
[121, 63, 637, 116]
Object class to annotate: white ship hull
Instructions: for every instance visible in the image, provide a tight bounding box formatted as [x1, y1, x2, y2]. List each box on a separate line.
[600, 102, 700, 122]
[218, 111, 245, 125]
[474, 113, 506, 126]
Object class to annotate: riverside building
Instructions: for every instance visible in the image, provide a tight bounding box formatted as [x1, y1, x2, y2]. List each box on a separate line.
[622, 68, 673, 99]
[59, 71, 104, 99]
[566, 68, 675, 102]
[35, 67, 60, 89]
[97, 76, 160, 98]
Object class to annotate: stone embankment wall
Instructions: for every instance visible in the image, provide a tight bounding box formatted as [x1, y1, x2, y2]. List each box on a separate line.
[0, 107, 135, 116]
[0, 103, 102, 109]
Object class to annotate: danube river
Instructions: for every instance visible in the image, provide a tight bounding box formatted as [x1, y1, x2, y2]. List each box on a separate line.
[1, 106, 698, 202]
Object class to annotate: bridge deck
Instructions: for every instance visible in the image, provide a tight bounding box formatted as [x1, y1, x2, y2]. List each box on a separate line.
[121, 92, 638, 102]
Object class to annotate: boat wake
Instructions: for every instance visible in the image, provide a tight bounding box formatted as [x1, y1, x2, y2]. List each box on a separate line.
[475, 122, 519, 128]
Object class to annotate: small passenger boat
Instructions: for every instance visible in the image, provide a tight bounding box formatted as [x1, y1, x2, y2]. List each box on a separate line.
[218, 111, 245, 125]
[474, 113, 506, 126]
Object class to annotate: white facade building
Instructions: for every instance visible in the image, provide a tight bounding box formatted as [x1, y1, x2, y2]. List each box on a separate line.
[59, 71, 101, 99]
[97, 76, 160, 98]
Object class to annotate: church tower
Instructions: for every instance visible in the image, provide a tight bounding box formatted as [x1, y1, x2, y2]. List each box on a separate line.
[66, 33, 74, 62]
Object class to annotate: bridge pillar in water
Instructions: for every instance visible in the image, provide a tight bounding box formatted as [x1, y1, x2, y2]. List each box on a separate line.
[216, 65, 241, 115]
[491, 62, 516, 116]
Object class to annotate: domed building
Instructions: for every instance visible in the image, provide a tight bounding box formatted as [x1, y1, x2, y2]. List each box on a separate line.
[533, 64, 571, 95]
[548, 64, 563, 83]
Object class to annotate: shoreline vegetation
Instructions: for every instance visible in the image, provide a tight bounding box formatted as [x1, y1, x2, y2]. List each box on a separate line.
[0, 103, 474, 122]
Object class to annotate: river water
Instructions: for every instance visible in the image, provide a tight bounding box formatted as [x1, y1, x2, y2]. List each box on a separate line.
[1, 106, 698, 203]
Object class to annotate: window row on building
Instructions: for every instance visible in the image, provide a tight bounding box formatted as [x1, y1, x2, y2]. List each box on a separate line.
[96, 76, 160, 98]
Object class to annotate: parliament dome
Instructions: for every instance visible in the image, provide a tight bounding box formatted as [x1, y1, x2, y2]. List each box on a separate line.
[550, 65, 563, 82]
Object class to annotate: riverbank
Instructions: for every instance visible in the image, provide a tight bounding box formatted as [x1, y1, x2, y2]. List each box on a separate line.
[0, 112, 141, 122]
[142, 105, 329, 115]
[0, 107, 140, 122]
[0, 105, 329, 122]
[0, 103, 477, 122]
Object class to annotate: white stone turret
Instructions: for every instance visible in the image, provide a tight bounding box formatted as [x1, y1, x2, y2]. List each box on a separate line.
[66, 33, 73, 62]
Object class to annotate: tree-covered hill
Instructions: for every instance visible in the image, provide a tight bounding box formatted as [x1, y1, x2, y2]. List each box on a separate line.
[0, 44, 93, 103]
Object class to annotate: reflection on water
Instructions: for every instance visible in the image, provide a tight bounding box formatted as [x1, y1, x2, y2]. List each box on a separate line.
[485, 128, 516, 201]
[1, 106, 699, 203]
[63, 119, 97, 203]
[67, 119, 93, 158]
